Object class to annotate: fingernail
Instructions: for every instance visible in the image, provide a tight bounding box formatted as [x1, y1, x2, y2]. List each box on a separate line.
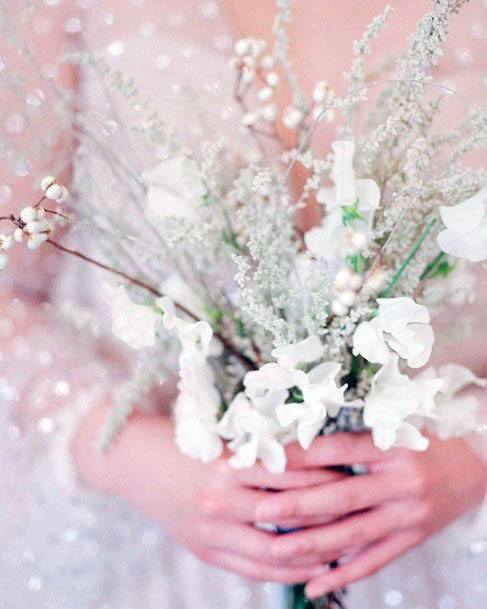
[256, 502, 282, 520]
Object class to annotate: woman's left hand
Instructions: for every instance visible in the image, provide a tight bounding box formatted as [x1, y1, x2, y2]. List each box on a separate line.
[254, 432, 487, 599]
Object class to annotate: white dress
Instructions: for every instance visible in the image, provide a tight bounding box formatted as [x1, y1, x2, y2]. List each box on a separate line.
[0, 1, 486, 608]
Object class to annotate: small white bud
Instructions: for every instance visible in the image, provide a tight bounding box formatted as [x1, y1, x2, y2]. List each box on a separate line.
[26, 221, 40, 234]
[45, 183, 63, 201]
[0, 234, 13, 250]
[337, 289, 356, 307]
[260, 54, 275, 70]
[312, 80, 328, 103]
[27, 233, 48, 250]
[242, 112, 258, 126]
[20, 206, 37, 223]
[257, 86, 274, 102]
[241, 68, 255, 84]
[265, 72, 279, 87]
[234, 38, 250, 56]
[0, 252, 8, 271]
[14, 228, 24, 243]
[345, 229, 367, 254]
[334, 267, 354, 290]
[260, 103, 277, 123]
[331, 299, 348, 316]
[243, 55, 256, 70]
[58, 186, 69, 203]
[348, 273, 363, 291]
[282, 106, 303, 129]
[40, 176, 56, 192]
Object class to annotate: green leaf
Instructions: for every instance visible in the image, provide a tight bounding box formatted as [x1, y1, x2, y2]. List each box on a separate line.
[204, 305, 223, 332]
[342, 198, 364, 227]
[236, 318, 247, 338]
[288, 386, 304, 403]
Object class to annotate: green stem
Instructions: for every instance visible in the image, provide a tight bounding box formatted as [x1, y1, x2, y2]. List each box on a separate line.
[420, 251, 445, 281]
[381, 216, 437, 298]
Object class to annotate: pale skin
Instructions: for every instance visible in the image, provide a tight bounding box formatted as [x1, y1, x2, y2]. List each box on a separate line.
[2, 0, 487, 597]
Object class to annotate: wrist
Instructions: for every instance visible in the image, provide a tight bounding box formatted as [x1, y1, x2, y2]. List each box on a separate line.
[71, 399, 172, 497]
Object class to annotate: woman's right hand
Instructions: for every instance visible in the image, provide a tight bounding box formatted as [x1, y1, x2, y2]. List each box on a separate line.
[73, 401, 340, 583]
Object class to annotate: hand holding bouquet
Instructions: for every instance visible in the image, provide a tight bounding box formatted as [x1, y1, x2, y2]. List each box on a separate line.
[1, 1, 486, 607]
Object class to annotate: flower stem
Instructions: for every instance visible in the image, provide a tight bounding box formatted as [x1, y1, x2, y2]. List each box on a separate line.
[381, 216, 437, 298]
[420, 251, 445, 281]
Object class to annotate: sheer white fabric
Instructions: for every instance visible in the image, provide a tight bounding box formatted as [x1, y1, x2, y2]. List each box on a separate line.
[0, 1, 486, 608]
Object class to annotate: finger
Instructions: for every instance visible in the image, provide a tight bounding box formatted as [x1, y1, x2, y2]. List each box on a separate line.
[236, 465, 346, 490]
[198, 520, 332, 567]
[211, 522, 331, 567]
[270, 505, 407, 562]
[269, 514, 340, 528]
[199, 487, 268, 522]
[305, 529, 422, 598]
[200, 548, 329, 585]
[285, 433, 391, 469]
[256, 472, 396, 521]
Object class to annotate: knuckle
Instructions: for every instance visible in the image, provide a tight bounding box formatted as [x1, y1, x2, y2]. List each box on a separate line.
[195, 519, 213, 543]
[341, 486, 357, 513]
[196, 490, 226, 517]
[348, 525, 368, 548]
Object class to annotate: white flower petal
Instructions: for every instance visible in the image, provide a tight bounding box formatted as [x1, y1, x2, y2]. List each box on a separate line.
[439, 191, 486, 233]
[259, 437, 287, 474]
[297, 418, 324, 450]
[331, 140, 356, 205]
[355, 179, 380, 213]
[271, 335, 323, 368]
[230, 438, 259, 469]
[276, 403, 303, 428]
[105, 284, 157, 350]
[437, 190, 487, 261]
[437, 221, 487, 262]
[352, 320, 390, 364]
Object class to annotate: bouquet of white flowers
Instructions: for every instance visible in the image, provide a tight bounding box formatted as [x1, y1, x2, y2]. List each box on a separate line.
[1, 1, 486, 607]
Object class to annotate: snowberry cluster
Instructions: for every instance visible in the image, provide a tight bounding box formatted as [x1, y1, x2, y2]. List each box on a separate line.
[230, 37, 281, 128]
[331, 267, 364, 316]
[40, 176, 69, 203]
[0, 176, 69, 271]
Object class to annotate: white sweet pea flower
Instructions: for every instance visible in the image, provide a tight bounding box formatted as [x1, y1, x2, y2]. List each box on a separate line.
[437, 189, 487, 262]
[276, 362, 361, 450]
[305, 141, 380, 261]
[318, 141, 380, 214]
[105, 284, 157, 350]
[142, 155, 206, 222]
[353, 297, 434, 368]
[157, 296, 212, 356]
[174, 355, 223, 463]
[158, 295, 223, 463]
[420, 364, 487, 440]
[218, 392, 287, 473]
[243, 335, 323, 399]
[364, 355, 442, 451]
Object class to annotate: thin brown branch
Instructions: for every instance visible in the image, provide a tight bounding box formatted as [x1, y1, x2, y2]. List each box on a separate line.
[46, 238, 257, 370]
